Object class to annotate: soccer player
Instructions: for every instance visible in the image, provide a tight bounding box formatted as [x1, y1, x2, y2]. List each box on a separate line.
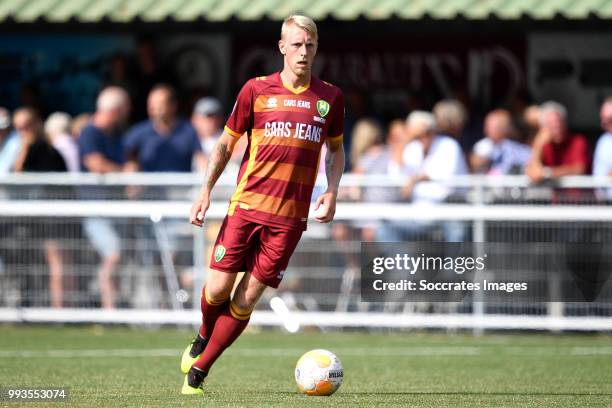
[180, 15, 345, 394]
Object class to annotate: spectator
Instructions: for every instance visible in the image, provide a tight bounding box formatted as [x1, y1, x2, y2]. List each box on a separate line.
[378, 111, 468, 242]
[0, 107, 21, 174]
[349, 119, 383, 172]
[354, 119, 408, 240]
[594, 97, 612, 201]
[124, 83, 205, 174]
[191, 97, 224, 157]
[433, 99, 468, 140]
[45, 112, 79, 173]
[124, 84, 205, 288]
[470, 109, 531, 175]
[522, 104, 541, 146]
[13, 108, 66, 172]
[79, 86, 131, 309]
[525, 101, 590, 183]
[12, 107, 67, 308]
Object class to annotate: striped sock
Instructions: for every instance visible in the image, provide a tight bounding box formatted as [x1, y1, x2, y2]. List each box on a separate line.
[193, 300, 251, 373]
[198, 285, 229, 340]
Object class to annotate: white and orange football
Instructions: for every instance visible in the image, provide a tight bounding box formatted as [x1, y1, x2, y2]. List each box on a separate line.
[295, 349, 343, 396]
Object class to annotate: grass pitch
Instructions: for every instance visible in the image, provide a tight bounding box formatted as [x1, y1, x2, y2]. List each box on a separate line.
[0, 325, 611, 407]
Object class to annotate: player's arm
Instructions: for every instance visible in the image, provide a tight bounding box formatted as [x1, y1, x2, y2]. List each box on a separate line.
[314, 136, 345, 223]
[190, 131, 240, 227]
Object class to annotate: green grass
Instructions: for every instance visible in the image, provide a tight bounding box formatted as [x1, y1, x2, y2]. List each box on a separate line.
[0, 325, 611, 407]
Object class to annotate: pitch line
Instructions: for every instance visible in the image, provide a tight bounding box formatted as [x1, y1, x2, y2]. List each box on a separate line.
[0, 346, 610, 358]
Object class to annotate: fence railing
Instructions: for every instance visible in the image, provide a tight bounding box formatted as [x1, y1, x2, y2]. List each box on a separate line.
[0, 173, 610, 331]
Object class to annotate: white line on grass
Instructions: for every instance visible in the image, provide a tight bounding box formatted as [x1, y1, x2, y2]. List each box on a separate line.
[0, 347, 480, 358]
[0, 346, 610, 358]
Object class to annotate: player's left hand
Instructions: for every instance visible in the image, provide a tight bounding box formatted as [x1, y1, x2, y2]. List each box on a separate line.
[313, 191, 336, 223]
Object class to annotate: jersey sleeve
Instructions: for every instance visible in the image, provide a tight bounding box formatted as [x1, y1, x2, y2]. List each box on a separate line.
[224, 80, 255, 138]
[327, 90, 345, 150]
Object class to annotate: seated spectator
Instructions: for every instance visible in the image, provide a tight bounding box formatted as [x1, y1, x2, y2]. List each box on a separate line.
[0, 107, 21, 174]
[470, 109, 531, 175]
[354, 119, 408, 240]
[526, 101, 590, 183]
[191, 97, 224, 157]
[12, 107, 67, 308]
[45, 112, 79, 173]
[594, 97, 612, 201]
[433, 99, 468, 141]
[191, 96, 246, 171]
[401, 111, 468, 205]
[13, 108, 66, 173]
[522, 104, 541, 146]
[79, 86, 131, 309]
[378, 111, 468, 242]
[125, 83, 205, 174]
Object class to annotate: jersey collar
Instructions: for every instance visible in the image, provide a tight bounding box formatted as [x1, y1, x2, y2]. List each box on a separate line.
[279, 72, 310, 94]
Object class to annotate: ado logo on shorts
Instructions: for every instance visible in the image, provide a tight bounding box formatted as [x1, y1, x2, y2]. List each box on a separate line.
[214, 245, 226, 262]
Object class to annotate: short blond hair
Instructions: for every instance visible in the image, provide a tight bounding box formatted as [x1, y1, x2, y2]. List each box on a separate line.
[281, 15, 318, 42]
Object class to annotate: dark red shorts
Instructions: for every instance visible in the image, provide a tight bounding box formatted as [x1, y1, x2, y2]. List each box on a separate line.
[209, 212, 303, 288]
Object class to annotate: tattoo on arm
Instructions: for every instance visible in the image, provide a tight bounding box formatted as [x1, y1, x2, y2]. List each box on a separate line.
[325, 151, 334, 182]
[204, 143, 232, 192]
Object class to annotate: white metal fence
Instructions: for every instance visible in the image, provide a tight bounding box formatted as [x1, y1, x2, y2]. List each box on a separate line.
[0, 173, 611, 331]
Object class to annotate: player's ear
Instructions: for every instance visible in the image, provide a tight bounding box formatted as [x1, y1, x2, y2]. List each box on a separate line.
[278, 39, 285, 55]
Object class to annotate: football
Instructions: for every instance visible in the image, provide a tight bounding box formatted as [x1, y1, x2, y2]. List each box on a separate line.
[294, 349, 343, 396]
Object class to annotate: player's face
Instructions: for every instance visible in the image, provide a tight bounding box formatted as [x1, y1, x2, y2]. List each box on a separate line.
[279, 24, 317, 78]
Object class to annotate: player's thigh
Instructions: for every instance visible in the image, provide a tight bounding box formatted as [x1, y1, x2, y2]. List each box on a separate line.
[205, 268, 238, 300]
[232, 272, 268, 311]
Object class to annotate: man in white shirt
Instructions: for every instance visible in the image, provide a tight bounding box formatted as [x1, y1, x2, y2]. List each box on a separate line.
[594, 98, 612, 201]
[377, 111, 467, 242]
[470, 109, 531, 175]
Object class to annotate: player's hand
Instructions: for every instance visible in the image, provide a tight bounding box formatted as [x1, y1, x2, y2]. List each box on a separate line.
[313, 191, 336, 223]
[190, 193, 210, 228]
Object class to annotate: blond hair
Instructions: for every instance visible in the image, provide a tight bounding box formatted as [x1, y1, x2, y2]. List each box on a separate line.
[350, 118, 383, 167]
[281, 15, 318, 41]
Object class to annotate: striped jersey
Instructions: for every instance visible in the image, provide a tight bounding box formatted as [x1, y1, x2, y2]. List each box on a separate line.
[224, 72, 344, 230]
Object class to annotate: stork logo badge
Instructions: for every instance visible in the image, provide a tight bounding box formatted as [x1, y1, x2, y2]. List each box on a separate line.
[316, 100, 330, 117]
[214, 245, 226, 262]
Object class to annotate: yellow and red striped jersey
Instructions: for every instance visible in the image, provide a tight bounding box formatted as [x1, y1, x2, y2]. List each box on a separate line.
[224, 72, 344, 230]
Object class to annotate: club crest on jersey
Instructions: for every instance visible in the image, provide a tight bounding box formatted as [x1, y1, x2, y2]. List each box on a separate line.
[214, 245, 226, 262]
[316, 100, 330, 117]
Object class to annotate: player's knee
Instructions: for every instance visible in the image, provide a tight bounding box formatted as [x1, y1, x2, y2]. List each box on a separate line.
[204, 285, 230, 304]
[204, 279, 232, 304]
[230, 298, 254, 319]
